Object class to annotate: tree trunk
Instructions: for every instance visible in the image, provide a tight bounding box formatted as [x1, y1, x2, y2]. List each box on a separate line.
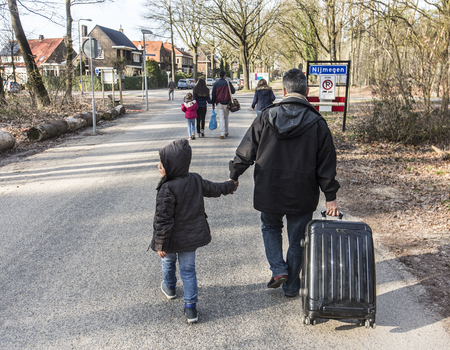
[0, 75, 5, 104]
[64, 0, 73, 102]
[441, 25, 449, 115]
[192, 46, 198, 81]
[27, 120, 69, 141]
[240, 45, 249, 90]
[8, 0, 50, 108]
[170, 6, 176, 81]
[326, 0, 337, 61]
[9, 38, 16, 82]
[0, 131, 15, 152]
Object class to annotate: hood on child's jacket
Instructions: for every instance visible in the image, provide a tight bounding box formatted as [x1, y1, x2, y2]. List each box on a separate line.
[183, 100, 196, 108]
[159, 139, 191, 180]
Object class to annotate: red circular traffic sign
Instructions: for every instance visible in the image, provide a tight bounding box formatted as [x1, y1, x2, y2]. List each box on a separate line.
[322, 79, 333, 90]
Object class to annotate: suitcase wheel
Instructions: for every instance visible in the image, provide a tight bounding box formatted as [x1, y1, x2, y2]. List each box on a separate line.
[302, 316, 316, 326]
[363, 319, 376, 329]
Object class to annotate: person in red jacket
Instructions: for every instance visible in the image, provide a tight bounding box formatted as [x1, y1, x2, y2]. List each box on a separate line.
[181, 93, 198, 140]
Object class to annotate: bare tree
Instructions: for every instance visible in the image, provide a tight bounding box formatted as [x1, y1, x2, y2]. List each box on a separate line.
[64, 1, 109, 103]
[172, 0, 207, 81]
[8, 0, 50, 108]
[207, 0, 281, 90]
[144, 0, 183, 81]
[145, 0, 206, 80]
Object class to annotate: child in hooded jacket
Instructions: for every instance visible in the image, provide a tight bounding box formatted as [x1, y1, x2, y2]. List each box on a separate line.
[150, 139, 236, 323]
[181, 93, 198, 140]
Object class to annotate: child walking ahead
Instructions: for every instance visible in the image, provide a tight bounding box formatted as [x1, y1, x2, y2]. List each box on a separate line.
[181, 93, 198, 140]
[150, 139, 236, 323]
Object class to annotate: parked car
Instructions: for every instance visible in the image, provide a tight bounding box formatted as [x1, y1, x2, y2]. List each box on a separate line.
[231, 79, 240, 90]
[3, 81, 20, 93]
[206, 78, 214, 86]
[186, 79, 195, 89]
[177, 79, 189, 89]
[232, 78, 244, 90]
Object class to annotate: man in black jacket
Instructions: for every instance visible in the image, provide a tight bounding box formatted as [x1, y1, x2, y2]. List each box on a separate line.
[229, 68, 340, 297]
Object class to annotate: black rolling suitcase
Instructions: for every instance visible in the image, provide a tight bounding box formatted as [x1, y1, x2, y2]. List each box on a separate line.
[300, 211, 376, 328]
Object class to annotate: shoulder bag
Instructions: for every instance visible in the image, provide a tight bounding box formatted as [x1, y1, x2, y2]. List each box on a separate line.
[227, 81, 241, 112]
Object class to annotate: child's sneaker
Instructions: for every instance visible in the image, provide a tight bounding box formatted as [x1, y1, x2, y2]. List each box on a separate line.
[161, 281, 176, 299]
[184, 304, 198, 323]
[191, 134, 196, 140]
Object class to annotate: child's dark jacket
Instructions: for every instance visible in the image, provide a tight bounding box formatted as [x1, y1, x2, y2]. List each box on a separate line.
[151, 139, 235, 253]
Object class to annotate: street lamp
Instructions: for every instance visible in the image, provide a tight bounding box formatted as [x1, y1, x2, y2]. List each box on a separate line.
[141, 29, 153, 111]
[78, 18, 92, 96]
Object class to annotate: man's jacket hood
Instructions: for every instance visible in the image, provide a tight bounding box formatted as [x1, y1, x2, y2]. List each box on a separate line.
[267, 96, 322, 139]
[159, 139, 191, 180]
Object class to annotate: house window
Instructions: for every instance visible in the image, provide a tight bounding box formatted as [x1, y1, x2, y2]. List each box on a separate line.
[177, 58, 179, 64]
[133, 53, 140, 62]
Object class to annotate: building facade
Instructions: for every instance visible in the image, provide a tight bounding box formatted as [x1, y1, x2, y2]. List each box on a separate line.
[131, 40, 172, 72]
[77, 25, 142, 77]
[0, 36, 66, 84]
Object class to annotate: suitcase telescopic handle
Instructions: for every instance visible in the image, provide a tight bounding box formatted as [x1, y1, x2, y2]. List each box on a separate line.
[321, 210, 344, 220]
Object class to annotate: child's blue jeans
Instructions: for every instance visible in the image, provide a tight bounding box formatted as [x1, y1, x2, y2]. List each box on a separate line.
[186, 119, 195, 137]
[161, 250, 198, 304]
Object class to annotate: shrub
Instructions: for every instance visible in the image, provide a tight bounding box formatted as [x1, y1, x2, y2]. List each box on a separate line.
[353, 79, 450, 145]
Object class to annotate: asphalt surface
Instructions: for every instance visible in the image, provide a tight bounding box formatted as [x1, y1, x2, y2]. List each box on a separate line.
[1, 90, 449, 349]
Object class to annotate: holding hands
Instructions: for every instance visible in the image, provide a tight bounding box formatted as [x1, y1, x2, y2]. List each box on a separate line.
[229, 179, 239, 194]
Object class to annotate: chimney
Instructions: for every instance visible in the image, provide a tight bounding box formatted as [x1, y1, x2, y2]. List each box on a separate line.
[38, 35, 44, 42]
[81, 25, 87, 38]
[119, 25, 123, 33]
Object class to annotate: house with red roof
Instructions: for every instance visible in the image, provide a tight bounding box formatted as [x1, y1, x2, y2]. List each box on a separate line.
[131, 40, 172, 72]
[163, 42, 193, 74]
[0, 35, 66, 84]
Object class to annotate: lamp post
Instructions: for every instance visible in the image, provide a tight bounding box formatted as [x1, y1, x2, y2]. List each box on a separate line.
[78, 18, 92, 96]
[141, 29, 153, 111]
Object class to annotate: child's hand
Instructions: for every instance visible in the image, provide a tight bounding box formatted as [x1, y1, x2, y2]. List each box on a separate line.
[229, 179, 239, 193]
[158, 251, 166, 258]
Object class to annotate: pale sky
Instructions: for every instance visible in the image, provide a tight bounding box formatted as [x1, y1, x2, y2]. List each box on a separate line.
[12, 0, 169, 51]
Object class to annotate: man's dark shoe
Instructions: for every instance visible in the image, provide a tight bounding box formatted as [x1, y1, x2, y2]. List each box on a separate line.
[267, 275, 288, 289]
[184, 306, 198, 323]
[161, 281, 176, 299]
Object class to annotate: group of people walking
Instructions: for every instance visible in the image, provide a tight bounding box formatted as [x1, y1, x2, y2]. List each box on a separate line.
[155, 68, 340, 324]
[170, 70, 276, 139]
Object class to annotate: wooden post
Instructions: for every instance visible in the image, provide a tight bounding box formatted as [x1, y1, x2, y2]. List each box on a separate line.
[119, 72, 123, 105]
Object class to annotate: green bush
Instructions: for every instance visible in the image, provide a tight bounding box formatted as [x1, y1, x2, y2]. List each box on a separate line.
[124, 76, 142, 90]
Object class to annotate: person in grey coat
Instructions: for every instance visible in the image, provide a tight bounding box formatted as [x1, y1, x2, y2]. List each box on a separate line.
[168, 79, 176, 100]
[150, 139, 236, 323]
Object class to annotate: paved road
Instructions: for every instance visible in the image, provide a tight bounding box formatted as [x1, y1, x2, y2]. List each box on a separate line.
[1, 92, 449, 349]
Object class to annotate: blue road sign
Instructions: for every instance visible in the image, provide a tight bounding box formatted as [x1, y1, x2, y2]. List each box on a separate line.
[309, 65, 347, 75]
